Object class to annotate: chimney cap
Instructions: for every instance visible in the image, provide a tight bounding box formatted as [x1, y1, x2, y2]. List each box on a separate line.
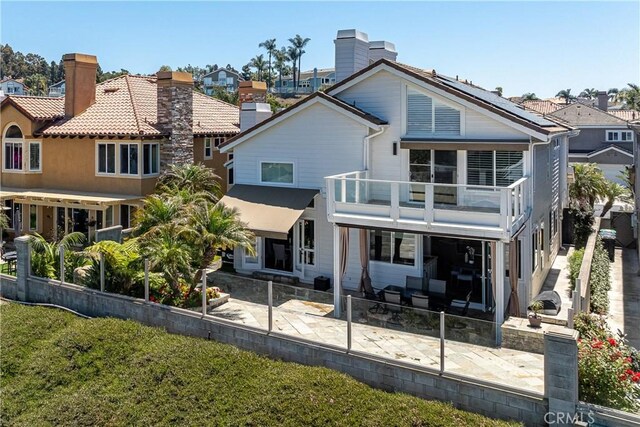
[156, 71, 193, 84]
[369, 41, 396, 52]
[336, 29, 369, 42]
[241, 102, 272, 113]
[239, 81, 267, 90]
[63, 53, 97, 64]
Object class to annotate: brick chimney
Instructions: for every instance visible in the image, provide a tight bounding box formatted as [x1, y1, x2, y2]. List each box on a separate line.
[596, 91, 608, 111]
[63, 53, 97, 118]
[156, 71, 194, 167]
[238, 81, 271, 132]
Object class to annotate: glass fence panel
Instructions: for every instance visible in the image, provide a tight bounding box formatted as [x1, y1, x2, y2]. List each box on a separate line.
[437, 185, 501, 212]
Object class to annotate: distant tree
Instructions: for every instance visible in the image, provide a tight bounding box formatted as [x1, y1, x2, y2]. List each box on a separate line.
[57, 58, 65, 81]
[494, 87, 503, 97]
[288, 34, 310, 89]
[620, 83, 640, 111]
[241, 63, 252, 81]
[24, 73, 48, 96]
[259, 38, 277, 89]
[49, 60, 58, 85]
[158, 65, 172, 72]
[98, 69, 130, 83]
[607, 88, 619, 102]
[556, 89, 575, 104]
[579, 88, 598, 99]
[522, 92, 538, 101]
[274, 47, 290, 91]
[210, 86, 239, 105]
[287, 46, 299, 90]
[250, 54, 267, 81]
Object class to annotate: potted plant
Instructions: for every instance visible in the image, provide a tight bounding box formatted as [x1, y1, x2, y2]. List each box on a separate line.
[528, 300, 543, 328]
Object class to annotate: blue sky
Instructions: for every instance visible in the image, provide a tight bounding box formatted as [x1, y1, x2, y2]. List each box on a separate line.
[2, 1, 638, 98]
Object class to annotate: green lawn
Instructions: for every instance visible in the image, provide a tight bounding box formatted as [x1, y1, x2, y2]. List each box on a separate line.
[0, 304, 519, 426]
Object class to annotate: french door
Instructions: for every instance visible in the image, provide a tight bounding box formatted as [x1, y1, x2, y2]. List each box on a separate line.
[409, 150, 458, 204]
[295, 219, 315, 276]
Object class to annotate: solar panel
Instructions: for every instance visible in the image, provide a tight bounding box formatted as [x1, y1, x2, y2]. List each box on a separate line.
[438, 75, 556, 127]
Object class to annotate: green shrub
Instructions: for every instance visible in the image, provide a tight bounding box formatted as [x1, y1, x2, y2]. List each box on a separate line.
[568, 248, 585, 291]
[570, 208, 594, 248]
[573, 312, 610, 341]
[589, 237, 611, 314]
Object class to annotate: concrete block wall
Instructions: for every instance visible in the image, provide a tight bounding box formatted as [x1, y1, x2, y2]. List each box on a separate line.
[544, 330, 579, 426]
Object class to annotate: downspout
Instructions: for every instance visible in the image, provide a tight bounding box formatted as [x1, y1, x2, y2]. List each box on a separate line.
[363, 125, 388, 171]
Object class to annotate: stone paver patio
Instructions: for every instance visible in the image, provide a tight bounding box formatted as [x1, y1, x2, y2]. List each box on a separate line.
[209, 297, 545, 394]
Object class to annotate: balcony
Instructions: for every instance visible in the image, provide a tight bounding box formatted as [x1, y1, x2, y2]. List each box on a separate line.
[325, 171, 529, 240]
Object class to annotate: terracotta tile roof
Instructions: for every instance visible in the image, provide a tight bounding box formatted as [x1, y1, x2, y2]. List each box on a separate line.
[608, 110, 640, 122]
[520, 100, 563, 115]
[2, 95, 65, 120]
[40, 75, 239, 137]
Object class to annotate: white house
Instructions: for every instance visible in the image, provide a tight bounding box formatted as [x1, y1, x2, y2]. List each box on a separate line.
[0, 77, 27, 97]
[219, 29, 575, 338]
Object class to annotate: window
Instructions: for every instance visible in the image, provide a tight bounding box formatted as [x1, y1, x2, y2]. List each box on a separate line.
[606, 130, 633, 142]
[214, 137, 225, 147]
[29, 142, 41, 171]
[4, 125, 22, 138]
[369, 230, 416, 266]
[204, 138, 213, 159]
[407, 88, 460, 136]
[244, 237, 259, 265]
[467, 151, 523, 187]
[532, 229, 538, 271]
[120, 143, 139, 175]
[29, 205, 37, 231]
[4, 141, 22, 170]
[97, 143, 116, 174]
[120, 205, 136, 229]
[143, 143, 159, 175]
[105, 206, 114, 228]
[261, 162, 294, 184]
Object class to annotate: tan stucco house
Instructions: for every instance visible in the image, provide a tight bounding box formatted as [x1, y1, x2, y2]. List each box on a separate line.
[1, 53, 239, 241]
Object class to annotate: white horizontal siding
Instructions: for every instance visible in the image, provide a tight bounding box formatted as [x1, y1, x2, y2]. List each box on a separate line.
[464, 108, 528, 139]
[233, 102, 369, 189]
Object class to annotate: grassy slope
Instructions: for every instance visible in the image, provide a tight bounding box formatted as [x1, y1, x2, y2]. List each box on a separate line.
[0, 304, 519, 427]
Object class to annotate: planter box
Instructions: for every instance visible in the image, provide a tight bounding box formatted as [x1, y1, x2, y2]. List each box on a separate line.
[208, 292, 229, 309]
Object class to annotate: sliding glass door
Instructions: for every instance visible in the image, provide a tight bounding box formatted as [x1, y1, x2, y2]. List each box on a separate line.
[409, 149, 457, 204]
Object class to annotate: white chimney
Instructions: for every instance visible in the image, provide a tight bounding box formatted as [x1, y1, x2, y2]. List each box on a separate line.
[334, 29, 370, 83]
[368, 40, 397, 63]
[240, 103, 272, 132]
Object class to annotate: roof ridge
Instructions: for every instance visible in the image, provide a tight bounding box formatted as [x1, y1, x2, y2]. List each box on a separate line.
[6, 94, 62, 101]
[124, 75, 143, 135]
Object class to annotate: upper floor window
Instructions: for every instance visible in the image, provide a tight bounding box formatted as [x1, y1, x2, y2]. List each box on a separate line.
[120, 143, 139, 175]
[4, 141, 22, 170]
[407, 88, 461, 136]
[204, 138, 213, 159]
[214, 137, 225, 147]
[143, 143, 160, 175]
[606, 130, 633, 142]
[29, 141, 41, 172]
[97, 143, 116, 174]
[261, 162, 294, 184]
[467, 151, 523, 187]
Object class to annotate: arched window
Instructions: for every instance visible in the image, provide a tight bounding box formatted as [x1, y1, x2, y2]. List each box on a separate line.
[4, 124, 23, 139]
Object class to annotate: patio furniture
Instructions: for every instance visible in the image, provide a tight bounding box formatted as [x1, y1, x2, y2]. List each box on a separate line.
[411, 293, 430, 310]
[383, 290, 402, 323]
[273, 244, 287, 270]
[2, 251, 17, 275]
[448, 290, 473, 316]
[427, 279, 448, 311]
[403, 275, 423, 300]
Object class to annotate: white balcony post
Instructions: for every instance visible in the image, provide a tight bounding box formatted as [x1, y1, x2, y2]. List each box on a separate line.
[341, 178, 347, 203]
[513, 184, 520, 218]
[495, 241, 505, 345]
[355, 177, 360, 204]
[424, 184, 434, 223]
[390, 182, 400, 220]
[500, 188, 510, 231]
[333, 224, 342, 318]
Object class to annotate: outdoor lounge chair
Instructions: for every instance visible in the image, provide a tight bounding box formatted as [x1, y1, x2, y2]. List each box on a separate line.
[383, 290, 402, 323]
[403, 275, 423, 300]
[448, 290, 472, 317]
[411, 293, 430, 310]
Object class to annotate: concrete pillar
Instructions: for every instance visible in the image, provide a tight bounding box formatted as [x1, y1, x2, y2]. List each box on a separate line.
[545, 329, 580, 426]
[14, 235, 30, 301]
[495, 240, 505, 344]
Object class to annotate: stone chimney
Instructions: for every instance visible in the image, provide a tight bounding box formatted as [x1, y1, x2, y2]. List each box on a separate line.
[238, 81, 271, 131]
[156, 71, 194, 167]
[334, 29, 370, 83]
[368, 40, 397, 63]
[238, 81, 267, 104]
[596, 91, 608, 111]
[63, 53, 97, 118]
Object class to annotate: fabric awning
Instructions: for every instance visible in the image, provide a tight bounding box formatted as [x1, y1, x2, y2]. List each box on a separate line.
[0, 188, 141, 208]
[218, 184, 318, 240]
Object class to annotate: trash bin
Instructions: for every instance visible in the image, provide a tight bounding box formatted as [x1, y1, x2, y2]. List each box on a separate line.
[599, 229, 616, 262]
[314, 276, 331, 292]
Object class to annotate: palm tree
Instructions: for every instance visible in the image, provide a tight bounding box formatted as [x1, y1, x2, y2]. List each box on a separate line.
[259, 38, 277, 90]
[156, 163, 222, 202]
[494, 87, 503, 97]
[28, 232, 86, 279]
[288, 35, 310, 91]
[0, 211, 8, 231]
[187, 203, 255, 283]
[250, 54, 267, 82]
[569, 163, 607, 210]
[607, 88, 620, 102]
[579, 88, 598, 99]
[621, 83, 640, 110]
[522, 92, 538, 101]
[287, 46, 299, 90]
[556, 89, 574, 104]
[133, 194, 185, 237]
[600, 181, 627, 218]
[83, 239, 142, 293]
[274, 47, 289, 92]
